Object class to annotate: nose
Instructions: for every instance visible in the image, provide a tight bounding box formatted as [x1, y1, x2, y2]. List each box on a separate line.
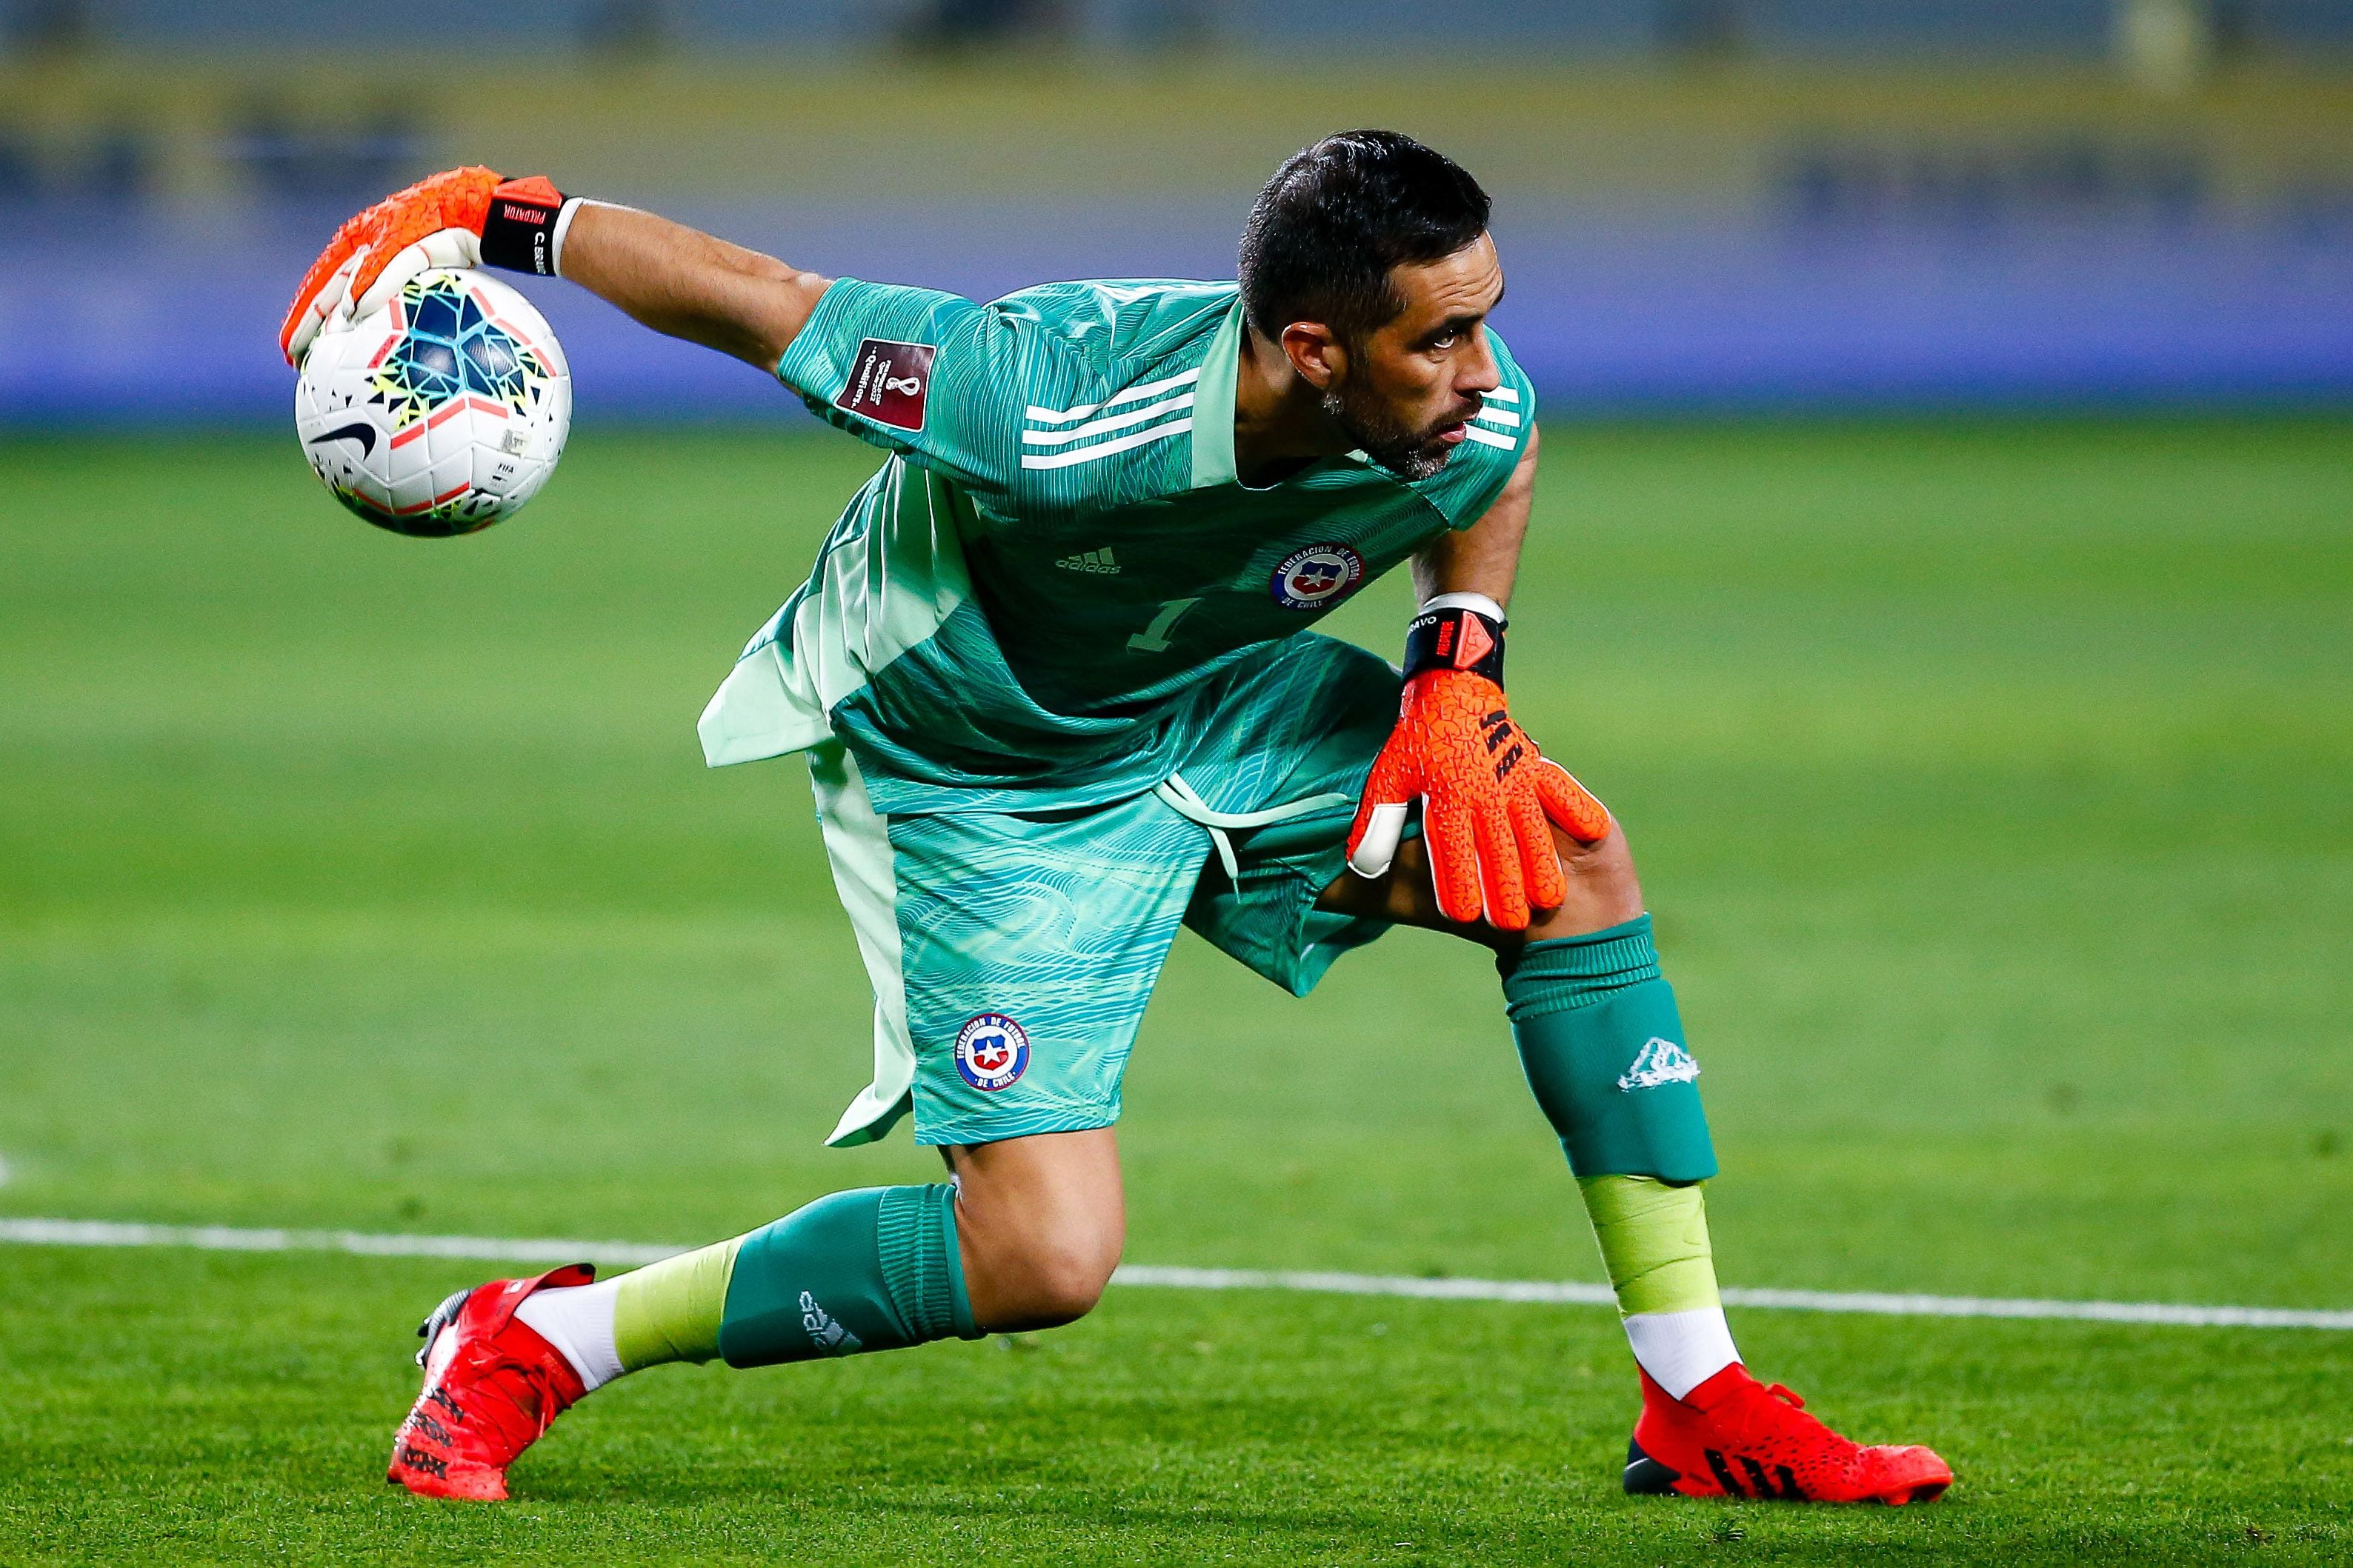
[1460, 333, 1502, 398]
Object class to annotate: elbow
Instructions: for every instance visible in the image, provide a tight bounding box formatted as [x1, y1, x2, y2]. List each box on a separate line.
[730, 258, 828, 373]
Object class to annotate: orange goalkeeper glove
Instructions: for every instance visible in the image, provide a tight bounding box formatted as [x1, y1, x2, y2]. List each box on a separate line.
[1345, 598, 1612, 930]
[279, 167, 574, 366]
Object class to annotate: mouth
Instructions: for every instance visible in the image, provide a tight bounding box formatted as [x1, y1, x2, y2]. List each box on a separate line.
[1433, 401, 1484, 446]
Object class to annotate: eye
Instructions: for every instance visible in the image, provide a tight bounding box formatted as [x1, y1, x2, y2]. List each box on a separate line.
[1428, 328, 1460, 351]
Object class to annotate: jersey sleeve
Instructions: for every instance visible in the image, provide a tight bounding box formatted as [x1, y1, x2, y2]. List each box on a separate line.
[1417, 329, 1538, 530]
[777, 278, 1053, 496]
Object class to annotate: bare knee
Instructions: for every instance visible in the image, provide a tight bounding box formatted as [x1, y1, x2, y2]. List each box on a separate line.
[1524, 818, 1645, 942]
[976, 1229, 1122, 1330]
[944, 1127, 1125, 1332]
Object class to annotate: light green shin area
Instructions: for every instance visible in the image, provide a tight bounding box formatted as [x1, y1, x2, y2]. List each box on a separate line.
[1577, 1174, 1723, 1318]
[612, 1235, 746, 1372]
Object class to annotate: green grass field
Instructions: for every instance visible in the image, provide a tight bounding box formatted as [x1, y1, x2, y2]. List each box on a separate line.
[2, 421, 2349, 1564]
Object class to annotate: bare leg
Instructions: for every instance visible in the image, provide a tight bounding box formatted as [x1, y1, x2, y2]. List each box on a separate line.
[941, 1127, 1125, 1332]
[1317, 817, 1645, 950]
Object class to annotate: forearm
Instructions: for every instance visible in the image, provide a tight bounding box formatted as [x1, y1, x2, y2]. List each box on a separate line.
[557, 202, 830, 373]
[1413, 507, 1525, 610]
[1412, 424, 1538, 611]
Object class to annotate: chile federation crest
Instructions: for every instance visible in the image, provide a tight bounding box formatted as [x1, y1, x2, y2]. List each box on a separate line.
[1271, 544, 1365, 611]
[954, 1013, 1032, 1092]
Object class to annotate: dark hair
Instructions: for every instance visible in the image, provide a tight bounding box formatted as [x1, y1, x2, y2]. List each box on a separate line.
[1237, 130, 1491, 344]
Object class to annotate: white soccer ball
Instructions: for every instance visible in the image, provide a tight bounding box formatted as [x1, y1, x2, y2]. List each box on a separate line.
[294, 267, 570, 536]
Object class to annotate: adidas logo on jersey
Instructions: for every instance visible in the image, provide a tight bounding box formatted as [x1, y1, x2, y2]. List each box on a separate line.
[1617, 1037, 1700, 1092]
[1056, 548, 1121, 575]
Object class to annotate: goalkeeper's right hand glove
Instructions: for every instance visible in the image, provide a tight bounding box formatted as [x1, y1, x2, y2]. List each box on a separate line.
[279, 167, 575, 366]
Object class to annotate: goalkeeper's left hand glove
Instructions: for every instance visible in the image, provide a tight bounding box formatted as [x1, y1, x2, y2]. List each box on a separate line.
[1345, 596, 1613, 930]
[279, 167, 575, 366]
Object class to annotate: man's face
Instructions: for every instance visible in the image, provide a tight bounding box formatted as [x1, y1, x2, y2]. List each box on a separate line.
[1322, 233, 1505, 481]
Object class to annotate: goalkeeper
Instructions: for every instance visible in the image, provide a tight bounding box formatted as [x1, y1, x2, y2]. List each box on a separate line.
[282, 131, 1951, 1507]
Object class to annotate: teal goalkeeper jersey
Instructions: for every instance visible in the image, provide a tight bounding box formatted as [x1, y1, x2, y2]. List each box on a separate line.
[697, 276, 1536, 815]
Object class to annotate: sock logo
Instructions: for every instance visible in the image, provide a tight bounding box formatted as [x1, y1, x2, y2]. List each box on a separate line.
[1617, 1036, 1700, 1092]
[799, 1290, 862, 1354]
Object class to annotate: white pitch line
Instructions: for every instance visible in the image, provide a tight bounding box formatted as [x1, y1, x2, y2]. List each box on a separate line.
[4, 1218, 2349, 1332]
[1115, 1264, 1619, 1307]
[0, 1217, 683, 1269]
[1113, 1265, 2353, 1331]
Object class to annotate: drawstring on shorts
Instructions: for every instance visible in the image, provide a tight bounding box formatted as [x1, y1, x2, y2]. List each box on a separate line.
[1152, 772, 1353, 884]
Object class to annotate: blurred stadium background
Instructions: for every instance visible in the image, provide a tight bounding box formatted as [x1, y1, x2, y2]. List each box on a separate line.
[2, 0, 2349, 423]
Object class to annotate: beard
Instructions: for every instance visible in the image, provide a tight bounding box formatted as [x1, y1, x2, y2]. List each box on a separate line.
[1320, 381, 1468, 482]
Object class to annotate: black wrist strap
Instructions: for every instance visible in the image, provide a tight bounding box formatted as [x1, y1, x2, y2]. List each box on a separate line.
[1402, 605, 1506, 685]
[479, 179, 569, 276]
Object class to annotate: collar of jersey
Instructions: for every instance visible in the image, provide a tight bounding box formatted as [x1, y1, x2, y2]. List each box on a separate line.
[1187, 298, 1374, 494]
[1186, 298, 1245, 491]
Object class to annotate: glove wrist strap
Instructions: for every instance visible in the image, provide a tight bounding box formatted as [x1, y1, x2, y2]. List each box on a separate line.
[1402, 604, 1506, 686]
[479, 178, 573, 276]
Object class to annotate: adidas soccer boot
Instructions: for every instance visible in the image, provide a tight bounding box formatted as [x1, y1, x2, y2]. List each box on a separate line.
[387, 1264, 593, 1501]
[1623, 1364, 1952, 1505]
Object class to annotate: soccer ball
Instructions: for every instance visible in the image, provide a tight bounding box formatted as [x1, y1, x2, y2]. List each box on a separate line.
[294, 267, 570, 537]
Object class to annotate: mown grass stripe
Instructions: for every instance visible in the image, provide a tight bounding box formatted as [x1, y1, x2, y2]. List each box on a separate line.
[4, 1217, 2349, 1331]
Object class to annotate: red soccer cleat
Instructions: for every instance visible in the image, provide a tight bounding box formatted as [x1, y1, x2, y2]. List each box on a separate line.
[387, 1264, 593, 1501]
[1624, 1364, 1953, 1505]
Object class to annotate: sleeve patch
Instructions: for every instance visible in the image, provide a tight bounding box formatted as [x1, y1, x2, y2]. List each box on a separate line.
[834, 338, 936, 432]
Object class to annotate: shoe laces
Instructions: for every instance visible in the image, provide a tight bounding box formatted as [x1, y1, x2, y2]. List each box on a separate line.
[478, 1338, 575, 1441]
[416, 1287, 473, 1368]
[1722, 1378, 1851, 1458]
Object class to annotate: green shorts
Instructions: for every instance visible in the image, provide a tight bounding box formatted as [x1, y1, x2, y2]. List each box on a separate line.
[808, 633, 1401, 1148]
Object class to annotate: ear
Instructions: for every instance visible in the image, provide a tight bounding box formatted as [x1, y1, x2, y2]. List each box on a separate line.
[1279, 321, 1347, 392]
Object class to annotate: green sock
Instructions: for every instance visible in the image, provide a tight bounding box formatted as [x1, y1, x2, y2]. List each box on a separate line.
[1500, 917, 1738, 1394]
[1501, 914, 1717, 1184]
[609, 1184, 980, 1373]
[719, 1184, 980, 1367]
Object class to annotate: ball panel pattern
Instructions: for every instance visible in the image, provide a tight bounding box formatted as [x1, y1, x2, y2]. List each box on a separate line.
[293, 268, 570, 538]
